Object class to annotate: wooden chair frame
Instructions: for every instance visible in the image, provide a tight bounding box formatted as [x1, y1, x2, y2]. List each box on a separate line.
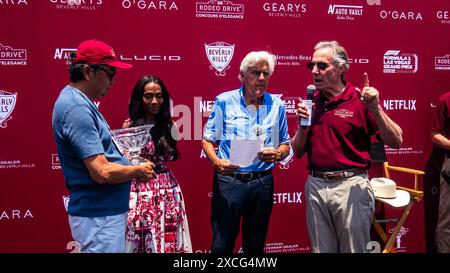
[371, 162, 424, 253]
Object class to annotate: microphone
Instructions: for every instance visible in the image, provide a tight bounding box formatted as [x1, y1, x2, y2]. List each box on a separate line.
[300, 84, 316, 128]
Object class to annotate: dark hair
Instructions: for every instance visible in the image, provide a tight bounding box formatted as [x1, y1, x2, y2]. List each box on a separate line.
[128, 75, 180, 161]
[69, 63, 86, 82]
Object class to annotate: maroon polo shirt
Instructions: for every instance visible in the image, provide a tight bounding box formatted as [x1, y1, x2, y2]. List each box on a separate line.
[430, 92, 450, 136]
[429, 92, 450, 155]
[307, 82, 379, 171]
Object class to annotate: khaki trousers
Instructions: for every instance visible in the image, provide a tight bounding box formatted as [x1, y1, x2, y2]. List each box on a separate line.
[305, 173, 374, 253]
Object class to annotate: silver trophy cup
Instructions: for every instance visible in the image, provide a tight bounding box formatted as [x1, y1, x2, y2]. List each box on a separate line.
[111, 124, 153, 165]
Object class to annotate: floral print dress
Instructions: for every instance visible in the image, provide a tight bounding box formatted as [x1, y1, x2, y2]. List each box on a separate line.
[125, 133, 192, 253]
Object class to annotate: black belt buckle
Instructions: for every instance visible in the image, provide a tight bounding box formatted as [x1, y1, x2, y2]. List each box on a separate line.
[234, 172, 254, 181]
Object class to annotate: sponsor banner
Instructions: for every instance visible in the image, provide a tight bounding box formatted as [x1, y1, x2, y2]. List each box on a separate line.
[435, 55, 450, 70]
[119, 52, 182, 62]
[366, 0, 381, 5]
[388, 226, 409, 253]
[50, 0, 103, 11]
[52, 154, 61, 170]
[0, 0, 28, 6]
[383, 50, 418, 74]
[205, 41, 235, 76]
[273, 94, 299, 117]
[0, 209, 33, 221]
[436, 10, 450, 24]
[348, 58, 370, 65]
[382, 99, 416, 111]
[0, 159, 36, 169]
[121, 0, 179, 11]
[0, 90, 17, 128]
[264, 242, 309, 253]
[54, 48, 76, 65]
[273, 192, 302, 204]
[196, 0, 244, 19]
[0, 43, 27, 66]
[328, 4, 363, 20]
[262, 2, 307, 19]
[385, 146, 423, 155]
[275, 54, 310, 67]
[199, 99, 215, 116]
[379, 10, 423, 21]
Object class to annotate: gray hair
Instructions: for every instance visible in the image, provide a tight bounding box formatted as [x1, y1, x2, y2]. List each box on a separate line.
[239, 51, 276, 82]
[314, 41, 349, 81]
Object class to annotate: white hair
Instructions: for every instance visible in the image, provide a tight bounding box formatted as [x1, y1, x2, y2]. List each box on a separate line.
[239, 51, 276, 82]
[314, 40, 349, 70]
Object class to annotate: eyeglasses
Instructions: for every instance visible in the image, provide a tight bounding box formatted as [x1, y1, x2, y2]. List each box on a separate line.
[306, 62, 331, 71]
[249, 70, 270, 78]
[91, 65, 116, 80]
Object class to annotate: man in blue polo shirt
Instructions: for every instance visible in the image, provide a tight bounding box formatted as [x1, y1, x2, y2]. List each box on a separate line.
[52, 40, 155, 253]
[201, 51, 290, 254]
[291, 41, 403, 253]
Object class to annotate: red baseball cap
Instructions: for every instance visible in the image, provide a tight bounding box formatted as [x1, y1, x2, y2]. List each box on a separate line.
[75, 39, 132, 69]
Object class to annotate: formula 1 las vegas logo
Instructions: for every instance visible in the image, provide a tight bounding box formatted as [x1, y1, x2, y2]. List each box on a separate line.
[0, 90, 17, 128]
[383, 50, 418, 74]
[205, 41, 234, 76]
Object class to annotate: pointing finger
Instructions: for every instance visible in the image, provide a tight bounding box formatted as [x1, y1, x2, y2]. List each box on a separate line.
[363, 72, 370, 87]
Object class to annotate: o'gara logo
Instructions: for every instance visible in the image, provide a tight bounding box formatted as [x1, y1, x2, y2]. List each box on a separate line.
[205, 41, 235, 76]
[0, 90, 17, 128]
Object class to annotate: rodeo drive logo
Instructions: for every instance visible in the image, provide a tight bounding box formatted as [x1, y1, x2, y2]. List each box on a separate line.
[0, 90, 17, 128]
[205, 41, 235, 76]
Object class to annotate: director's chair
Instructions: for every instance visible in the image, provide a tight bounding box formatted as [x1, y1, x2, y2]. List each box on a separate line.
[371, 161, 425, 253]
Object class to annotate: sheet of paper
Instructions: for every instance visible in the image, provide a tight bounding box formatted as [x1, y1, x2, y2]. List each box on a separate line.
[229, 138, 264, 168]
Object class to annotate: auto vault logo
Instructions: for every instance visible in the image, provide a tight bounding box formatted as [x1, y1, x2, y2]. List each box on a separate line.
[205, 41, 235, 76]
[54, 48, 76, 65]
[383, 50, 418, 74]
[0, 43, 27, 66]
[196, 0, 244, 19]
[328, 4, 363, 20]
[435, 55, 450, 70]
[0, 90, 17, 128]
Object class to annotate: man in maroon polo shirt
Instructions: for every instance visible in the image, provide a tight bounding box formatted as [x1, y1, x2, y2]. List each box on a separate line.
[430, 91, 450, 253]
[291, 41, 403, 253]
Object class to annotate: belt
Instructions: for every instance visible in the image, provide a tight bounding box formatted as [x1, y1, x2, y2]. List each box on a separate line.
[227, 169, 272, 181]
[310, 168, 367, 182]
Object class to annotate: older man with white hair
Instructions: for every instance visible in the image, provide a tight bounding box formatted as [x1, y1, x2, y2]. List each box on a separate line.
[202, 50, 290, 253]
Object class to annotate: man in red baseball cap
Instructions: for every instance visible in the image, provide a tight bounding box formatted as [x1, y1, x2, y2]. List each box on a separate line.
[52, 39, 155, 253]
[74, 39, 132, 69]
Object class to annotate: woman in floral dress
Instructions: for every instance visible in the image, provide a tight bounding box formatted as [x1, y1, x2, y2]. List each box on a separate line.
[124, 75, 191, 253]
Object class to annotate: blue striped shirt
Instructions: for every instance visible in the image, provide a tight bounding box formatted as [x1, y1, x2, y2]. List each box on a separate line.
[203, 86, 290, 172]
